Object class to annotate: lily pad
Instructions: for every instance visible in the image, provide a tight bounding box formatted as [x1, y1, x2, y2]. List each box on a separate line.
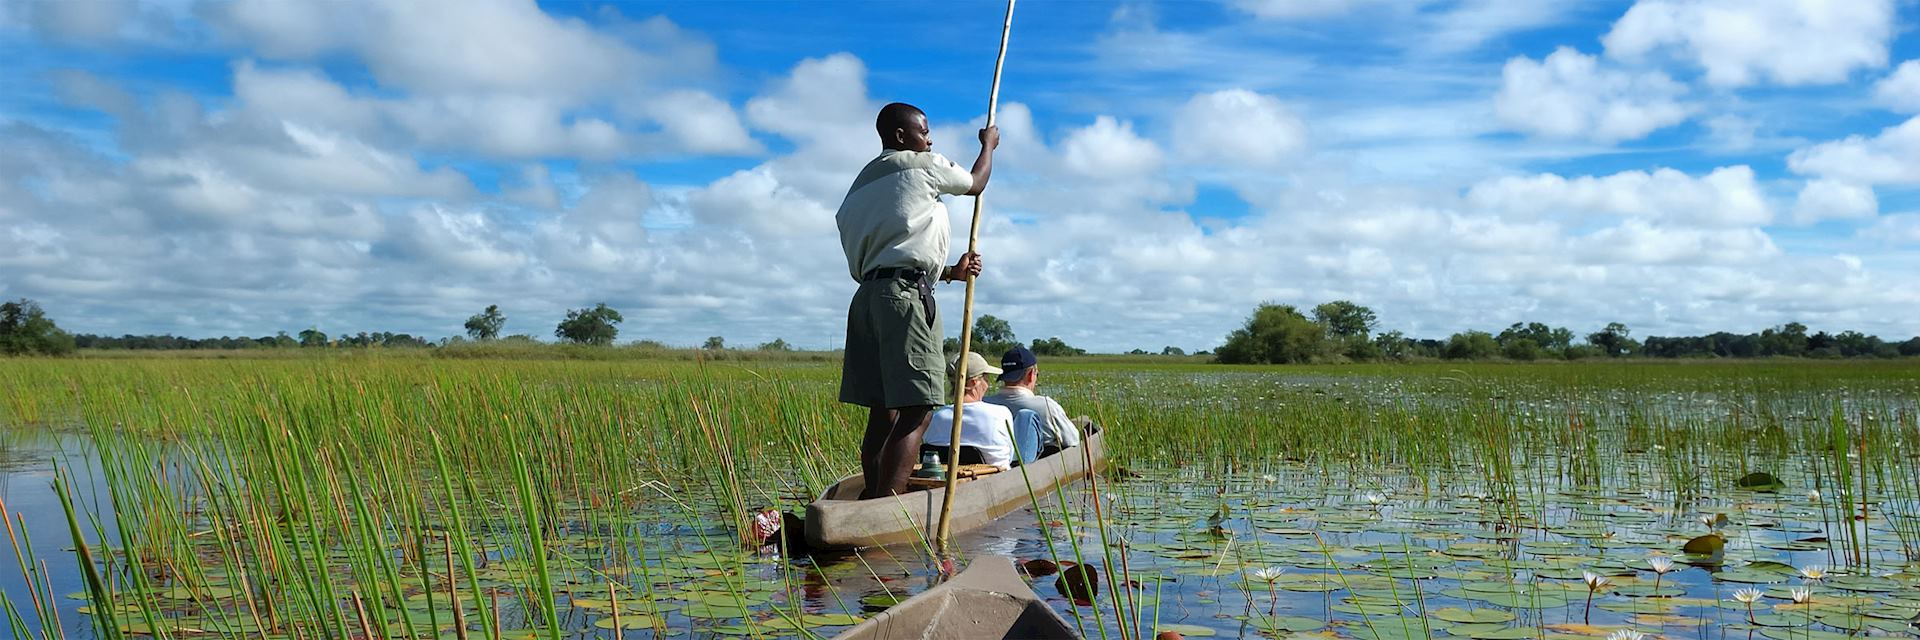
[1432, 608, 1516, 624]
[1155, 623, 1217, 637]
[1682, 533, 1726, 555]
[1736, 472, 1785, 492]
[1343, 617, 1453, 640]
[801, 613, 865, 626]
[1250, 616, 1325, 632]
[590, 614, 658, 630]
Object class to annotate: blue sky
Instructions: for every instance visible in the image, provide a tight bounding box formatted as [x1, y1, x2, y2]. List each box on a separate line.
[1, 0, 1917, 351]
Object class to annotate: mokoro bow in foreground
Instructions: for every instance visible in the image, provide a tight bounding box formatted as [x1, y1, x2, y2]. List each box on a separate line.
[806, 431, 1105, 550]
[830, 555, 1080, 640]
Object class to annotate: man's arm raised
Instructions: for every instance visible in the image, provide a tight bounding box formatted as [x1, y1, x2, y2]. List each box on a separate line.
[963, 126, 1000, 196]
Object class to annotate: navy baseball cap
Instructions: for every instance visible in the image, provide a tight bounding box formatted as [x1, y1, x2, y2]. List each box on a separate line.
[998, 345, 1037, 382]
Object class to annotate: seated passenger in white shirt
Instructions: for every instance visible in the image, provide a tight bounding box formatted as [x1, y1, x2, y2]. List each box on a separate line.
[922, 351, 1017, 470]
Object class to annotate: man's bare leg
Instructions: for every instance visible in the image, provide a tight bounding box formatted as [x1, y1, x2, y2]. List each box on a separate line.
[861, 405, 933, 499]
[858, 407, 894, 497]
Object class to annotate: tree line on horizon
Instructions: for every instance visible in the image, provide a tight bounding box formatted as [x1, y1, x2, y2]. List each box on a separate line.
[938, 314, 1089, 359]
[4, 297, 1916, 361]
[1213, 301, 1920, 364]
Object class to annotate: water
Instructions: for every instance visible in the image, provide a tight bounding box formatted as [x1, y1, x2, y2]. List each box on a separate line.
[0, 431, 119, 637]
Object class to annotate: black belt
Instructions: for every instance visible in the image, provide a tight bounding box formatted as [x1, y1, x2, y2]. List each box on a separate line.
[862, 267, 931, 282]
[863, 266, 938, 328]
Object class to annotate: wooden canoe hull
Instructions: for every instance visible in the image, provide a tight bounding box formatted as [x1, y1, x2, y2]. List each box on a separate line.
[805, 432, 1105, 550]
[830, 555, 1080, 640]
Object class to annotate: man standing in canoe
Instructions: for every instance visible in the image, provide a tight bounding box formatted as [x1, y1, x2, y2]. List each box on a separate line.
[836, 102, 1000, 500]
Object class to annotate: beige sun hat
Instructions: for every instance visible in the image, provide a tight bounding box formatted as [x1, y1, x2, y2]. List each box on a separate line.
[947, 351, 1003, 379]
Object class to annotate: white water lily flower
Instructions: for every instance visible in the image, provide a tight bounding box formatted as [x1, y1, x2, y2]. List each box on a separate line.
[1790, 586, 1814, 604]
[1363, 492, 1386, 506]
[1807, 489, 1821, 501]
[1606, 631, 1647, 640]
[1731, 588, 1763, 604]
[1582, 571, 1611, 590]
[1259, 474, 1277, 483]
[1798, 565, 1826, 582]
[1648, 556, 1674, 574]
[1249, 566, 1286, 582]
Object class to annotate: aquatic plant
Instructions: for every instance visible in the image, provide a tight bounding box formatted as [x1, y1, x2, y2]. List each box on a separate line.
[1582, 570, 1611, 622]
[1731, 588, 1763, 623]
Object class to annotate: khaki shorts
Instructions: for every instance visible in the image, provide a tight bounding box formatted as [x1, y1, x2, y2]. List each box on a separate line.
[840, 274, 945, 408]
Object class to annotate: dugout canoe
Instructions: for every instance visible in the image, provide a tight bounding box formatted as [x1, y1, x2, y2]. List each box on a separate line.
[830, 555, 1080, 640]
[805, 430, 1105, 550]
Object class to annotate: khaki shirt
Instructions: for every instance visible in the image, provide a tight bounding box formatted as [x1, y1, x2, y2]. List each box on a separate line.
[835, 150, 974, 281]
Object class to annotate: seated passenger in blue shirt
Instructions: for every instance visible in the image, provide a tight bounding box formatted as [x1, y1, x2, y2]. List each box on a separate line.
[984, 345, 1083, 458]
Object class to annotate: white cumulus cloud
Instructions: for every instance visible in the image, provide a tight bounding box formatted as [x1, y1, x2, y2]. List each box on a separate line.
[1467, 165, 1770, 227]
[1573, 219, 1779, 266]
[1494, 47, 1691, 142]
[1792, 180, 1877, 225]
[1788, 116, 1920, 185]
[1229, 0, 1434, 20]
[212, 0, 708, 99]
[641, 91, 761, 156]
[1872, 61, 1920, 113]
[1602, 0, 1895, 87]
[1173, 89, 1307, 167]
[1861, 214, 1920, 244]
[1059, 116, 1162, 178]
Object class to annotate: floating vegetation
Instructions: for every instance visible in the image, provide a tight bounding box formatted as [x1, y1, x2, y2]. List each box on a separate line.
[0, 358, 1917, 638]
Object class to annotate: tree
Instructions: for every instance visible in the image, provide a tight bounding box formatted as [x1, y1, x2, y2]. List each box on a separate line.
[971, 315, 1018, 355]
[1312, 300, 1380, 360]
[974, 315, 1014, 344]
[555, 303, 623, 346]
[1312, 301, 1378, 339]
[1443, 331, 1499, 360]
[757, 338, 791, 351]
[1758, 322, 1808, 357]
[1586, 322, 1638, 358]
[1215, 303, 1328, 364]
[704, 336, 726, 350]
[1030, 337, 1086, 357]
[464, 304, 506, 340]
[298, 328, 328, 348]
[1564, 344, 1604, 360]
[1373, 330, 1414, 360]
[1832, 330, 1879, 358]
[0, 299, 76, 356]
[1501, 338, 1545, 361]
[1160, 346, 1186, 356]
[1497, 322, 1573, 357]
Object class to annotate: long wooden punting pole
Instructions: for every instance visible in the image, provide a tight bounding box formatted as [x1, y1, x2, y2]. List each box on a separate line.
[936, 0, 1016, 558]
